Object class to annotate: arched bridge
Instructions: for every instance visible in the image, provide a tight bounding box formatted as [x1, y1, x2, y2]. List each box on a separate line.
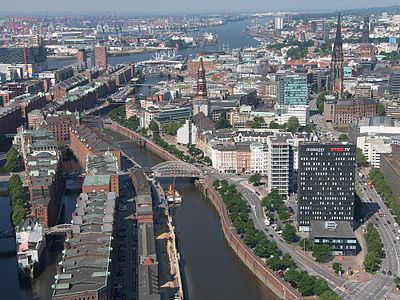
[44, 224, 72, 235]
[152, 161, 203, 178]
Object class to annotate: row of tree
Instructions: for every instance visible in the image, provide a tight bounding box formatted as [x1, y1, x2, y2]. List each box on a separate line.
[363, 223, 383, 273]
[4, 147, 20, 172]
[213, 180, 339, 299]
[368, 168, 400, 221]
[8, 174, 26, 227]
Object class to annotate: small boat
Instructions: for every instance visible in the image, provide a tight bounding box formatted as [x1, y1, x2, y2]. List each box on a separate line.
[166, 185, 182, 205]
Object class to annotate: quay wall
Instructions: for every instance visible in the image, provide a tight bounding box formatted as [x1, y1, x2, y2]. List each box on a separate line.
[104, 120, 301, 300]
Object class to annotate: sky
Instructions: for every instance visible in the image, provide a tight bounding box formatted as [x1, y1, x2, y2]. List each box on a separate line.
[0, 0, 399, 14]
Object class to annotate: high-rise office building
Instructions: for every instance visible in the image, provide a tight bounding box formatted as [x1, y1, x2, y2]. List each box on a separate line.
[298, 143, 356, 232]
[330, 13, 344, 99]
[275, 16, 284, 30]
[94, 45, 108, 70]
[389, 73, 400, 95]
[278, 75, 309, 105]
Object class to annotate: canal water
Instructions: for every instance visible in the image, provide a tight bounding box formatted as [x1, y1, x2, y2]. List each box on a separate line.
[107, 130, 277, 300]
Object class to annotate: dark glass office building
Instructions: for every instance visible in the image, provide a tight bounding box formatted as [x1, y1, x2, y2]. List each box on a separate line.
[297, 143, 356, 232]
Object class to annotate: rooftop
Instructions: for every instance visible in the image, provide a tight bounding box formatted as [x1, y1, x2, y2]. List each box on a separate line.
[310, 220, 356, 239]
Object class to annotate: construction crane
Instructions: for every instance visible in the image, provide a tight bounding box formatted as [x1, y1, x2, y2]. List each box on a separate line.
[7, 16, 32, 78]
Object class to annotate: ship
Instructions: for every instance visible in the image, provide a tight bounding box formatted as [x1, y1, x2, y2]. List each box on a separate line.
[166, 185, 182, 205]
[202, 32, 218, 46]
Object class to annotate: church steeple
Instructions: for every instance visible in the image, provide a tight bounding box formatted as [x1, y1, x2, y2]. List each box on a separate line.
[196, 57, 207, 99]
[361, 15, 370, 44]
[330, 13, 344, 99]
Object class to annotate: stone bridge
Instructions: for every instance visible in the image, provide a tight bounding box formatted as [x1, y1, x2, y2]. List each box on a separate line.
[152, 161, 203, 178]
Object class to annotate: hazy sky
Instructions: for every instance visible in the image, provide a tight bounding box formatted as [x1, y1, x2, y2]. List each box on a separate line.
[1, 0, 399, 13]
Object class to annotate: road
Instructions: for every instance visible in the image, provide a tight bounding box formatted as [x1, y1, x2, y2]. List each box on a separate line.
[205, 169, 353, 299]
[350, 173, 398, 300]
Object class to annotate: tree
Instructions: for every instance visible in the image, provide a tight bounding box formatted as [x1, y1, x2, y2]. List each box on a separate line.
[249, 173, 262, 186]
[298, 274, 316, 296]
[126, 116, 140, 131]
[314, 278, 330, 296]
[377, 102, 385, 116]
[304, 123, 315, 134]
[269, 121, 283, 130]
[215, 116, 232, 129]
[4, 146, 19, 172]
[251, 116, 265, 129]
[285, 117, 300, 133]
[332, 262, 343, 274]
[165, 121, 184, 135]
[356, 147, 368, 166]
[148, 120, 159, 133]
[299, 238, 313, 251]
[394, 276, 400, 289]
[12, 204, 25, 227]
[283, 224, 297, 243]
[320, 290, 341, 300]
[316, 91, 327, 113]
[338, 134, 349, 142]
[203, 156, 212, 166]
[312, 244, 331, 262]
[284, 269, 302, 288]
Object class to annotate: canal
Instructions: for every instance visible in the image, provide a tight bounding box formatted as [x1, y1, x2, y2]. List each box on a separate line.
[107, 129, 277, 300]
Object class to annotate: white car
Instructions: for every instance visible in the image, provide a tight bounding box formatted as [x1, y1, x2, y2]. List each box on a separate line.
[394, 222, 398, 227]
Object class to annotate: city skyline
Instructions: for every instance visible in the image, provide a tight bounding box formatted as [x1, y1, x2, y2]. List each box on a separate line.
[1, 0, 400, 13]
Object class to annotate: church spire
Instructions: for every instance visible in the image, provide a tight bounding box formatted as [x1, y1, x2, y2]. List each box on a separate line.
[361, 15, 370, 44]
[330, 13, 344, 99]
[196, 57, 207, 99]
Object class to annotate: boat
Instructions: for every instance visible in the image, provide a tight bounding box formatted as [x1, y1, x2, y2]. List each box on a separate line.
[166, 185, 182, 205]
[202, 32, 218, 46]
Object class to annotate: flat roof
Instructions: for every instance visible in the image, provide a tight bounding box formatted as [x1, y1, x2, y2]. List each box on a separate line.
[310, 220, 356, 239]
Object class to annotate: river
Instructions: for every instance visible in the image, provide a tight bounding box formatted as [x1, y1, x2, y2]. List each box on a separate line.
[0, 16, 277, 300]
[48, 17, 268, 70]
[107, 130, 277, 300]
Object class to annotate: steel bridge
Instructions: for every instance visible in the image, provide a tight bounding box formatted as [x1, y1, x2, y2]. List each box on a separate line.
[152, 161, 203, 178]
[44, 224, 72, 235]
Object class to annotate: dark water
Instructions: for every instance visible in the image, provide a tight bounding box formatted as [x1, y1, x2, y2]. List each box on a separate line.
[19, 192, 80, 300]
[107, 130, 277, 300]
[0, 198, 21, 300]
[48, 17, 267, 70]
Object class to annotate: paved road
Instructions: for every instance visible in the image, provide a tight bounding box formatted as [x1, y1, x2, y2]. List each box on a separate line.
[205, 169, 354, 299]
[351, 174, 398, 300]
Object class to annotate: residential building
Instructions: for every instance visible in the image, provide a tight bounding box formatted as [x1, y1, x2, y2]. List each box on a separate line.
[41, 111, 80, 145]
[250, 142, 267, 174]
[0, 106, 22, 134]
[208, 142, 237, 173]
[266, 133, 292, 197]
[298, 143, 356, 232]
